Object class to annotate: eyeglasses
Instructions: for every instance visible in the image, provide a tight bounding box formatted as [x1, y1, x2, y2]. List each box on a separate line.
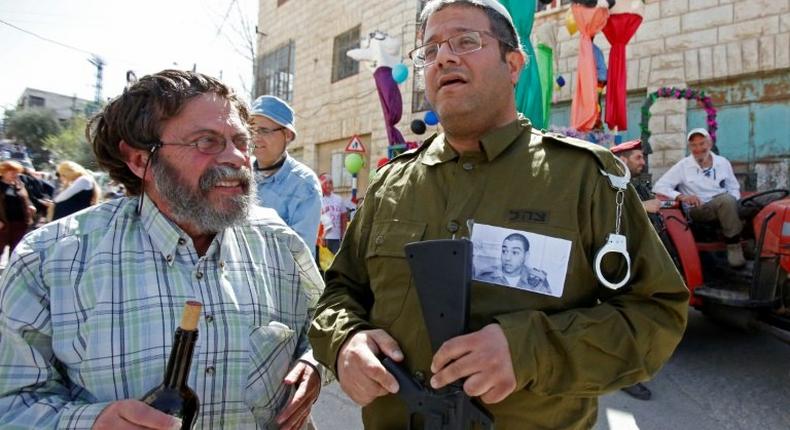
[408, 30, 514, 68]
[252, 126, 285, 138]
[156, 134, 252, 155]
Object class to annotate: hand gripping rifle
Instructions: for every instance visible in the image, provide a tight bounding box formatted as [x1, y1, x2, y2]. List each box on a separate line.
[380, 239, 494, 430]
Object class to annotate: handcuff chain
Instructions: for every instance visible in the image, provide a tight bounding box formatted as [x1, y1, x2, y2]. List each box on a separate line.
[615, 189, 625, 235]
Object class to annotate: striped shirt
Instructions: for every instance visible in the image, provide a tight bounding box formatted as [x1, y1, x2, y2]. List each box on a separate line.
[0, 195, 324, 429]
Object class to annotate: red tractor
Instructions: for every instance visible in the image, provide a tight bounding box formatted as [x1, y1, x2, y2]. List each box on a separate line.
[657, 189, 790, 337]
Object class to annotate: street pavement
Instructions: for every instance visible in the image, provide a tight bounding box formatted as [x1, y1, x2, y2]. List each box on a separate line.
[311, 310, 790, 430]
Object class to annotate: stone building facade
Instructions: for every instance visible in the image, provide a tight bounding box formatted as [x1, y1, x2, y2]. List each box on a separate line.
[257, 0, 789, 196]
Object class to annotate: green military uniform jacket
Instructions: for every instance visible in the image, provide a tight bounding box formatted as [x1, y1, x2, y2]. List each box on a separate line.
[309, 118, 688, 429]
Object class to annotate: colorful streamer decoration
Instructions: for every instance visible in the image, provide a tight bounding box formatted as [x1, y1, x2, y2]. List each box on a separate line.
[640, 87, 719, 155]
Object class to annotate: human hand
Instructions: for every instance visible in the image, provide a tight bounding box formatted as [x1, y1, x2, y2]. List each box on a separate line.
[643, 199, 662, 213]
[430, 323, 516, 404]
[275, 361, 321, 430]
[336, 329, 403, 406]
[676, 194, 702, 207]
[92, 399, 182, 429]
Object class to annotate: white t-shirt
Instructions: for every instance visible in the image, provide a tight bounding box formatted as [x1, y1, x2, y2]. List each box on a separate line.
[321, 193, 354, 240]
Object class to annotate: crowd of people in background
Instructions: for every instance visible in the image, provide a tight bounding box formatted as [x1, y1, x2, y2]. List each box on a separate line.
[0, 158, 107, 263]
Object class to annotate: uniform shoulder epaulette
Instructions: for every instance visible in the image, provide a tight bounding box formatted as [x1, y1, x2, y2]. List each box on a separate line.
[533, 129, 625, 176]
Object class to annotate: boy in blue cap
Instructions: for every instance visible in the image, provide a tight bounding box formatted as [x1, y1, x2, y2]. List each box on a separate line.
[250, 95, 322, 252]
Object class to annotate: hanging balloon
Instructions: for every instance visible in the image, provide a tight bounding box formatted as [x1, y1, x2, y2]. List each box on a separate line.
[424, 110, 439, 126]
[565, 9, 578, 35]
[556, 75, 566, 87]
[344, 153, 364, 175]
[391, 63, 409, 84]
[410, 119, 427, 135]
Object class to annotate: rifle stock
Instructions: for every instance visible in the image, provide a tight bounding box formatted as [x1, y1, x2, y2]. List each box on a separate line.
[381, 239, 494, 430]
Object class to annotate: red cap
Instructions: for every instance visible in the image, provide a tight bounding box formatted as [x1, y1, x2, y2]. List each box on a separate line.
[610, 139, 642, 155]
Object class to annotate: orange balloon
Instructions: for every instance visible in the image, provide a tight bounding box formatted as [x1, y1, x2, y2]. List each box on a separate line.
[565, 9, 578, 35]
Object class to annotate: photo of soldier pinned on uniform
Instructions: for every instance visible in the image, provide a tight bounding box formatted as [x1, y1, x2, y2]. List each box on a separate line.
[471, 223, 572, 298]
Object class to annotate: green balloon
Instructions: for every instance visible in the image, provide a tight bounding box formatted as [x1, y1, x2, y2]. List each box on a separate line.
[344, 153, 364, 174]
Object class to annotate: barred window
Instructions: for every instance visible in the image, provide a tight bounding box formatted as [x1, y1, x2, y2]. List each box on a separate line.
[258, 40, 295, 102]
[331, 26, 360, 83]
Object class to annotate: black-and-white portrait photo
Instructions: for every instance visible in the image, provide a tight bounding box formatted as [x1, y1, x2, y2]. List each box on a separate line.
[471, 223, 572, 297]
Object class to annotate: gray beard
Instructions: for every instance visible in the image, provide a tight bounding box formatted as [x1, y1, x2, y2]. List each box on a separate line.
[151, 156, 257, 234]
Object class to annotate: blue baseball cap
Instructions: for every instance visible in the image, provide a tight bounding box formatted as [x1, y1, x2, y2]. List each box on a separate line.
[250, 95, 297, 137]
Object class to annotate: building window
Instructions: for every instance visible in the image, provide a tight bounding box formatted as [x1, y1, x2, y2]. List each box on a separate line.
[412, 0, 432, 113]
[332, 26, 360, 83]
[259, 40, 295, 102]
[28, 96, 45, 108]
[331, 150, 353, 189]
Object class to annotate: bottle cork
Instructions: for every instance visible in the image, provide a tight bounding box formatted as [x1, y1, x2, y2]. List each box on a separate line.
[179, 301, 202, 331]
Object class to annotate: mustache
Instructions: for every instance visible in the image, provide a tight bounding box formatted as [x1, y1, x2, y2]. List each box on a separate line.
[199, 165, 253, 191]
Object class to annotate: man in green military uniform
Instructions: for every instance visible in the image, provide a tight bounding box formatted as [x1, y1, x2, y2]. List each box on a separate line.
[308, 1, 689, 429]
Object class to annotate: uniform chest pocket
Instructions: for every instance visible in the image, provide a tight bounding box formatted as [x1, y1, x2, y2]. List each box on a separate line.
[245, 322, 297, 426]
[365, 219, 427, 327]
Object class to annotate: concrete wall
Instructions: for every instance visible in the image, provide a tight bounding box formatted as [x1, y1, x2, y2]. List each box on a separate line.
[535, 0, 789, 183]
[257, 0, 424, 197]
[258, 0, 790, 192]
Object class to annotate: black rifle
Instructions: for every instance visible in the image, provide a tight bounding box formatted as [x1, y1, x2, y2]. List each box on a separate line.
[380, 238, 494, 430]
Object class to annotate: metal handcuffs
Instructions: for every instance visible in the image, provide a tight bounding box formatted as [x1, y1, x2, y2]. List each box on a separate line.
[594, 156, 632, 290]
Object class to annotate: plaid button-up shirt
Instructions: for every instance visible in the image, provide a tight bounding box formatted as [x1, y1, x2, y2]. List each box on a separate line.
[0, 195, 323, 429]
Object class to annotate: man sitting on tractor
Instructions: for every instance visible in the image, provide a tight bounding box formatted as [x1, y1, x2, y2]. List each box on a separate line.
[653, 128, 745, 267]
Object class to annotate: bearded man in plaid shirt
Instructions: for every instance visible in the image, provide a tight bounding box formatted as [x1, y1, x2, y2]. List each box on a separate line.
[0, 70, 323, 430]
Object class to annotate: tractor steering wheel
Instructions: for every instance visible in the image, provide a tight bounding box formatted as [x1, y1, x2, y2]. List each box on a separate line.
[739, 189, 789, 210]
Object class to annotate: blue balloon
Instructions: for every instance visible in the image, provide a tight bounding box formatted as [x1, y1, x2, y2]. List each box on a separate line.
[391, 63, 409, 84]
[424, 110, 439, 126]
[556, 75, 566, 87]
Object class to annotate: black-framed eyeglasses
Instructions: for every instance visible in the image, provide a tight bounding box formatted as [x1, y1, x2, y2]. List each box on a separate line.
[156, 134, 252, 155]
[408, 30, 514, 68]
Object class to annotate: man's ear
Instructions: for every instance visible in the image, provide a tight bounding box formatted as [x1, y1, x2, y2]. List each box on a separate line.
[119, 141, 150, 179]
[285, 129, 296, 144]
[506, 50, 527, 86]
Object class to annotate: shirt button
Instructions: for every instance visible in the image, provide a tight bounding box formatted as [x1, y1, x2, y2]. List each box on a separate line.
[177, 238, 186, 245]
[205, 366, 215, 375]
[219, 261, 225, 268]
[447, 221, 459, 233]
[462, 162, 474, 171]
[165, 255, 173, 263]
[205, 314, 214, 323]
[196, 272, 204, 279]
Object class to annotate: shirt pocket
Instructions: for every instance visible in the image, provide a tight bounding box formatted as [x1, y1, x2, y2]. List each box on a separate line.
[365, 219, 427, 328]
[245, 321, 298, 426]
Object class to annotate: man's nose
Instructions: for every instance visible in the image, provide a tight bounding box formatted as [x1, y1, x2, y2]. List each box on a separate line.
[434, 41, 460, 67]
[216, 137, 249, 168]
